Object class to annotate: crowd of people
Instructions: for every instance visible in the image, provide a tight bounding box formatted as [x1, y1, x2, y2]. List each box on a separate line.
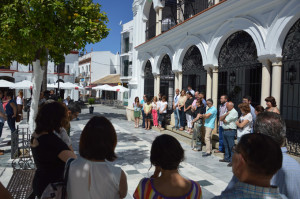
[133, 86, 282, 160]
[0, 89, 81, 155]
[0, 86, 299, 199]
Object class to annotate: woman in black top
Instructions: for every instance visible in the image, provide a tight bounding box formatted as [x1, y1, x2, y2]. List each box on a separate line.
[31, 102, 76, 198]
[184, 92, 194, 134]
[191, 99, 206, 151]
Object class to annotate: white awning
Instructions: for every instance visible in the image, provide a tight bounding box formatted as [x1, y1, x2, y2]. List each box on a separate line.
[0, 80, 14, 88]
[10, 80, 33, 89]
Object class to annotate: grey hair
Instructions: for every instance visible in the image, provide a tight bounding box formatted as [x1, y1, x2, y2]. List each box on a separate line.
[254, 112, 286, 146]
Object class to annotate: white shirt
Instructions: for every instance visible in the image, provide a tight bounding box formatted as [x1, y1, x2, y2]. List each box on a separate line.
[54, 128, 71, 147]
[237, 113, 253, 138]
[67, 157, 122, 199]
[16, 96, 23, 105]
[151, 102, 157, 110]
[159, 101, 168, 113]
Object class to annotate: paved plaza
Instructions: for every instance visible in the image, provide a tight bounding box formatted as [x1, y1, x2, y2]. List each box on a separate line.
[0, 105, 234, 198]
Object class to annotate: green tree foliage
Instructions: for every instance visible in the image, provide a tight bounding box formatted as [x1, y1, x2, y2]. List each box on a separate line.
[0, 0, 109, 65]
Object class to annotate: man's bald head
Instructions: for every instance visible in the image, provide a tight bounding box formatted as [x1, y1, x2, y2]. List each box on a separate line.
[226, 101, 234, 111]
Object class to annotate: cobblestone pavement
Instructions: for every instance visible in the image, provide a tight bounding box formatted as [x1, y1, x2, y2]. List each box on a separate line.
[0, 104, 234, 198]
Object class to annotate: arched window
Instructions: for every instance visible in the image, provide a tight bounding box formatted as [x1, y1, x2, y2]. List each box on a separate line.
[144, 60, 154, 98]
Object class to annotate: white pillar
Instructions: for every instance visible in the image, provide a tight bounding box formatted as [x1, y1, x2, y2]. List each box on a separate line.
[174, 72, 179, 90]
[212, 68, 218, 104]
[271, 57, 283, 109]
[260, 59, 271, 105]
[156, 8, 162, 36]
[154, 76, 157, 97]
[178, 72, 182, 91]
[157, 75, 161, 95]
[206, 68, 212, 99]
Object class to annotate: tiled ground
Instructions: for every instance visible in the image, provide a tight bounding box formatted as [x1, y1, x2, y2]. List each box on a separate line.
[0, 105, 234, 198]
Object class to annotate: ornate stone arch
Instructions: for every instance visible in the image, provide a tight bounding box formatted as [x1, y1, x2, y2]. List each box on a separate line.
[207, 17, 266, 67]
[174, 35, 208, 72]
[154, 45, 174, 74]
[266, 2, 300, 57]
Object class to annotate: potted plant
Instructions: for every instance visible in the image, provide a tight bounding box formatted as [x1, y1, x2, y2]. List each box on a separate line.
[88, 98, 95, 114]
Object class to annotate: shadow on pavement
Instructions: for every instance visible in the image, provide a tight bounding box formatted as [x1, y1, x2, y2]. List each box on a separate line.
[78, 112, 127, 121]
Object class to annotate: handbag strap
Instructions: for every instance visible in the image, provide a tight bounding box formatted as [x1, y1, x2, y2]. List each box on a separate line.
[61, 158, 75, 199]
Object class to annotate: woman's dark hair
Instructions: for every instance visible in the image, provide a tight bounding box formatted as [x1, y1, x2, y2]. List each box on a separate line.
[150, 134, 184, 170]
[80, 116, 117, 161]
[186, 92, 193, 98]
[35, 102, 69, 134]
[6, 92, 14, 98]
[265, 96, 277, 107]
[236, 133, 282, 177]
[162, 95, 167, 101]
[196, 99, 203, 106]
[255, 105, 265, 114]
[134, 97, 139, 103]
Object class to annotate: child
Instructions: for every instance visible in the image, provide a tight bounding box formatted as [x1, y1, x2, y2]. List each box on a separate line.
[133, 97, 141, 128]
[144, 97, 152, 130]
[151, 96, 158, 127]
[158, 96, 168, 130]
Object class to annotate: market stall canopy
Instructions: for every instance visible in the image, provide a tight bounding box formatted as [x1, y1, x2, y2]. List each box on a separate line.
[0, 80, 14, 88]
[10, 80, 33, 89]
[113, 85, 129, 92]
[92, 74, 120, 85]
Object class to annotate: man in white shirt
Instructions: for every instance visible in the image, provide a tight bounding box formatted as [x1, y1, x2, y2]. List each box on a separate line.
[187, 85, 195, 96]
[173, 89, 180, 130]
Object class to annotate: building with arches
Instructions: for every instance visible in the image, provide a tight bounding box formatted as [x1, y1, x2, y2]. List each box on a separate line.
[123, 0, 300, 155]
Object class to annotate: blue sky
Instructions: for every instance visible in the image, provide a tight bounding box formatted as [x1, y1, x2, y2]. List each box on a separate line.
[84, 1, 133, 54]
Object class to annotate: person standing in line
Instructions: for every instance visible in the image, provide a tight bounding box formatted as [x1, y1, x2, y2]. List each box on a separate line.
[236, 103, 253, 142]
[133, 97, 142, 128]
[201, 99, 217, 157]
[219, 102, 238, 167]
[5, 92, 17, 134]
[187, 85, 195, 96]
[191, 91, 199, 112]
[151, 96, 159, 127]
[178, 90, 187, 131]
[158, 96, 168, 130]
[184, 92, 194, 134]
[157, 93, 162, 127]
[16, 90, 24, 120]
[215, 95, 228, 153]
[0, 91, 7, 155]
[214, 133, 285, 199]
[242, 96, 256, 133]
[255, 105, 265, 115]
[191, 99, 206, 151]
[173, 89, 180, 130]
[199, 92, 207, 108]
[144, 97, 152, 130]
[265, 96, 280, 114]
[140, 95, 147, 128]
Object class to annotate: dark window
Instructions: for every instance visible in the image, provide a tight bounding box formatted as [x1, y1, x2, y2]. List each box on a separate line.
[281, 18, 300, 156]
[124, 37, 130, 53]
[146, 3, 156, 40]
[218, 31, 262, 110]
[123, 60, 129, 77]
[144, 60, 154, 98]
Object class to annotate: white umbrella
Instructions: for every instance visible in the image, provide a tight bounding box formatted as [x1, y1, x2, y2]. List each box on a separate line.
[10, 80, 33, 89]
[47, 82, 83, 90]
[92, 84, 113, 91]
[0, 80, 14, 88]
[113, 85, 129, 92]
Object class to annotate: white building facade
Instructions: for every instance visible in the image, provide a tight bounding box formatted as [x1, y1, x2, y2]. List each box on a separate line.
[78, 51, 120, 88]
[127, 0, 300, 155]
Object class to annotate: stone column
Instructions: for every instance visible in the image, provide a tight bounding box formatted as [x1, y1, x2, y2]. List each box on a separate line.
[178, 72, 182, 91]
[259, 59, 271, 105]
[271, 57, 283, 109]
[154, 76, 157, 97]
[156, 75, 161, 96]
[212, 68, 218, 104]
[177, 0, 184, 24]
[206, 68, 212, 99]
[156, 8, 162, 35]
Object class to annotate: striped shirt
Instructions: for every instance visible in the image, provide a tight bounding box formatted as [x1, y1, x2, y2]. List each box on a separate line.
[214, 182, 286, 199]
[133, 178, 202, 199]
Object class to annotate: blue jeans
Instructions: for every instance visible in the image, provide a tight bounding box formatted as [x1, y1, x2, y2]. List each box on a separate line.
[174, 109, 180, 128]
[223, 129, 236, 162]
[141, 110, 145, 128]
[7, 116, 16, 133]
[179, 107, 186, 128]
[0, 122, 4, 138]
[219, 126, 224, 152]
